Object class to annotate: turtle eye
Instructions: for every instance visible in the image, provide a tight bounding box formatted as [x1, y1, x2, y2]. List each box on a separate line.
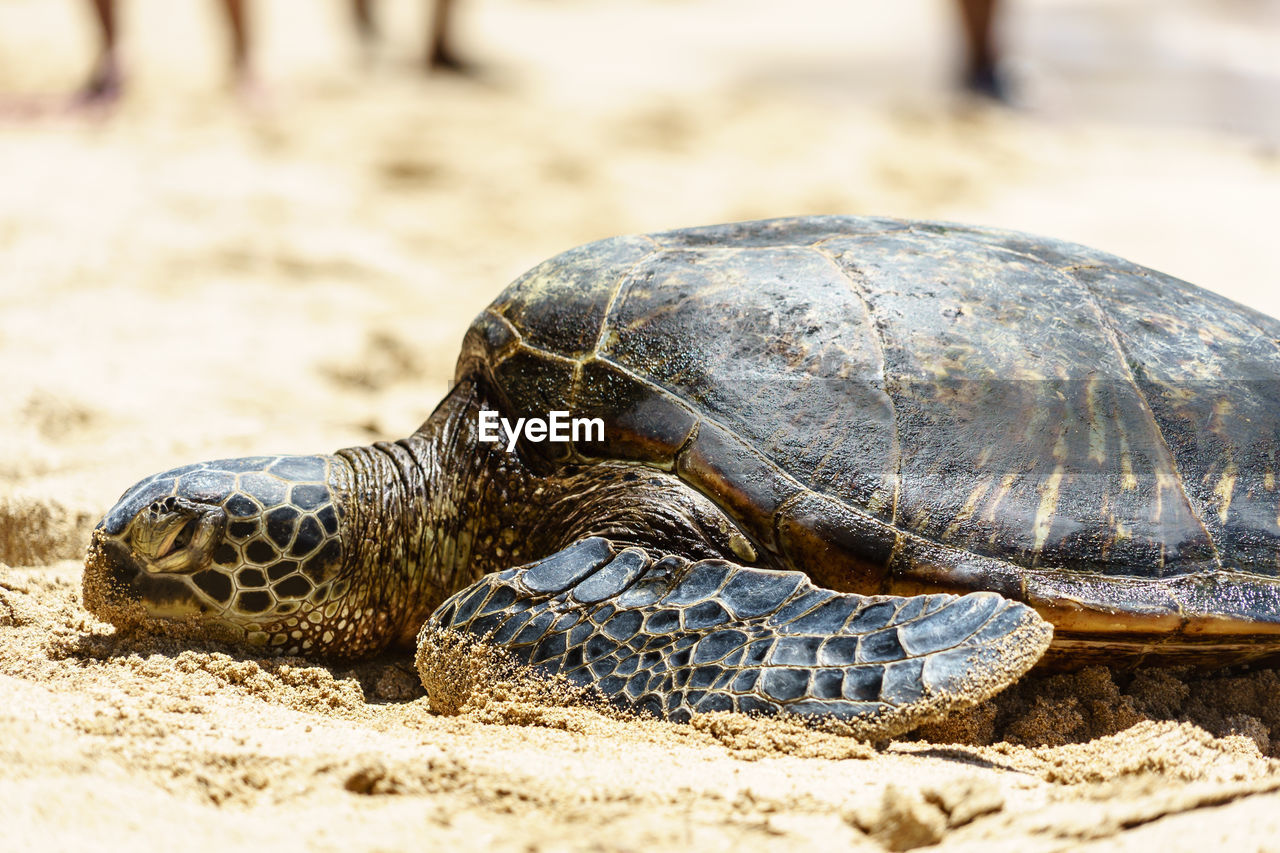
[156, 517, 200, 560]
[170, 518, 199, 552]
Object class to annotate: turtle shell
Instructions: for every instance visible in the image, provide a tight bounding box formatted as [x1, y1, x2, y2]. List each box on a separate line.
[456, 216, 1280, 660]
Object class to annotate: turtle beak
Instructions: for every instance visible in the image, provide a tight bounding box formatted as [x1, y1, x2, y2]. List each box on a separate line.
[83, 528, 217, 627]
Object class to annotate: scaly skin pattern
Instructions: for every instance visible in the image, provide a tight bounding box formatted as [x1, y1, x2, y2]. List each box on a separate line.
[85, 454, 356, 653]
[420, 538, 1052, 735]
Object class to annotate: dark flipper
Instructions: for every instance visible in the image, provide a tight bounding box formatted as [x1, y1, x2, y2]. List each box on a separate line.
[418, 538, 1052, 738]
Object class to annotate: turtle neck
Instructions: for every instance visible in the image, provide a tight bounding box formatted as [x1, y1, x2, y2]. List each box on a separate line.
[335, 380, 547, 650]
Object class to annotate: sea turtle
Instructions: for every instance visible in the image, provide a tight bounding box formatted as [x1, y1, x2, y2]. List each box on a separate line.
[83, 216, 1280, 738]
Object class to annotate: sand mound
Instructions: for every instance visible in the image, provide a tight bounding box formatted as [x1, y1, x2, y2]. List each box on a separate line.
[916, 663, 1280, 759]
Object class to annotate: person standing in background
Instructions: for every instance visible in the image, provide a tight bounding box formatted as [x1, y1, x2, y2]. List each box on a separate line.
[80, 0, 251, 102]
[79, 0, 464, 104]
[77, 1, 995, 104]
[352, 0, 464, 72]
[955, 0, 1003, 99]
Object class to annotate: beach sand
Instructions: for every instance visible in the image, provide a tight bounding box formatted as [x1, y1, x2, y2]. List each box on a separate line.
[2, 0, 1279, 849]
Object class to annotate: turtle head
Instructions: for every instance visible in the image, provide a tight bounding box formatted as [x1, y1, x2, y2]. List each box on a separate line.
[84, 454, 361, 656]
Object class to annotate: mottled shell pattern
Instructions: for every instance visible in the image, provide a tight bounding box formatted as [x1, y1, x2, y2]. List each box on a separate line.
[455, 216, 1280, 645]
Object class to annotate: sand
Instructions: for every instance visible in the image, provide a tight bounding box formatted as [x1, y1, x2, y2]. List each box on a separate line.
[2, 0, 1280, 849]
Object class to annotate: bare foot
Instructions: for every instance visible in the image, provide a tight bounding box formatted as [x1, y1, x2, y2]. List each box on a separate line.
[962, 62, 1007, 102]
[427, 45, 475, 75]
[75, 55, 124, 107]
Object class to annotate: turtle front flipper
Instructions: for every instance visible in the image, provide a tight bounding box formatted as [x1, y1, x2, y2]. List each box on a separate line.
[416, 537, 1052, 738]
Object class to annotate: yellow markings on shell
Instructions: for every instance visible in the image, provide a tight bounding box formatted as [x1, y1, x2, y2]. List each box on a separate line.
[1152, 470, 1181, 524]
[975, 446, 993, 469]
[1198, 324, 1229, 350]
[1214, 460, 1238, 526]
[1033, 466, 1065, 554]
[983, 473, 1018, 525]
[1052, 427, 1068, 462]
[1032, 431, 1069, 555]
[930, 344, 977, 379]
[1204, 397, 1238, 525]
[1117, 426, 1137, 491]
[944, 477, 993, 540]
[1021, 398, 1049, 445]
[1210, 398, 1234, 432]
[865, 484, 894, 517]
[1085, 376, 1106, 465]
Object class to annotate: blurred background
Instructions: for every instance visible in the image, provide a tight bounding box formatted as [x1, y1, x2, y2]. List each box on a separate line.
[0, 0, 1278, 566]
